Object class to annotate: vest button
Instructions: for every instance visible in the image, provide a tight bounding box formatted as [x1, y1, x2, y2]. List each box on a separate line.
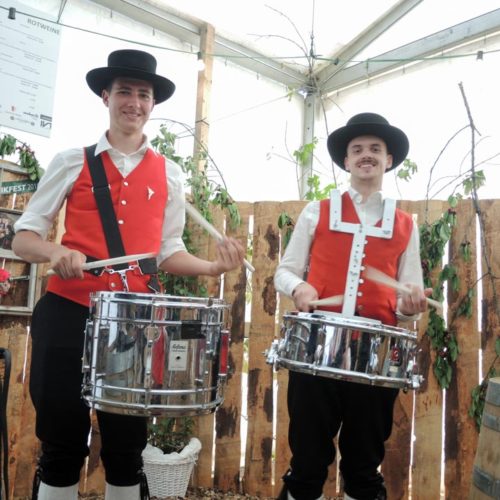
[110, 283, 116, 288]
[357, 292, 363, 297]
[121, 200, 127, 205]
[123, 181, 129, 186]
[358, 305, 364, 311]
[118, 220, 124, 224]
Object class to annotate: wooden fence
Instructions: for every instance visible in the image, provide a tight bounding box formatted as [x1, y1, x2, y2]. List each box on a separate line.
[1, 166, 498, 499]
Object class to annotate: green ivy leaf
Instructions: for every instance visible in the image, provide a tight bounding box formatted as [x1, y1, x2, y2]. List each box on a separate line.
[397, 158, 418, 182]
[448, 195, 458, 208]
[460, 241, 471, 262]
[293, 138, 318, 167]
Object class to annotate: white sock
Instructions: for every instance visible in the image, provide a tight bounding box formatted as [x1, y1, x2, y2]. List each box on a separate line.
[105, 482, 140, 500]
[37, 481, 78, 500]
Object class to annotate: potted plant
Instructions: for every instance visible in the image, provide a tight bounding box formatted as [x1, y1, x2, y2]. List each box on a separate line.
[143, 416, 201, 498]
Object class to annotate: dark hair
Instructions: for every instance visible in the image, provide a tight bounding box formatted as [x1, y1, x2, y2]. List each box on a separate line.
[104, 77, 155, 96]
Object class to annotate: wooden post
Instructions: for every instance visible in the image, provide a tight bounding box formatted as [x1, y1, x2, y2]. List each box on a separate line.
[274, 201, 307, 497]
[479, 200, 500, 380]
[193, 22, 215, 174]
[214, 202, 251, 493]
[409, 200, 446, 500]
[188, 22, 217, 489]
[445, 199, 480, 498]
[244, 202, 281, 497]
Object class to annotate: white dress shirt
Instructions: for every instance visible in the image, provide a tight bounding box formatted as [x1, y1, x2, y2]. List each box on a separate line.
[14, 133, 187, 264]
[274, 188, 424, 319]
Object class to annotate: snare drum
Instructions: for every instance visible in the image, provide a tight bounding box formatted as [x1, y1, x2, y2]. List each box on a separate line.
[266, 311, 422, 390]
[82, 291, 230, 416]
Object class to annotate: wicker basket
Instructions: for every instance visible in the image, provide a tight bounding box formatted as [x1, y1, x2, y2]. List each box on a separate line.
[142, 438, 201, 499]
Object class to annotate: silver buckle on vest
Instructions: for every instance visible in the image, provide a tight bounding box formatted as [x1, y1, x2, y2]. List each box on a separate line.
[103, 265, 139, 292]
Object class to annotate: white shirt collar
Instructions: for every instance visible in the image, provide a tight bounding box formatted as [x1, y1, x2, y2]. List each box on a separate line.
[348, 186, 384, 206]
[94, 132, 150, 157]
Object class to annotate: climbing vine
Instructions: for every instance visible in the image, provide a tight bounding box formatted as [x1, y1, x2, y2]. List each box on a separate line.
[419, 199, 462, 389]
[277, 138, 337, 249]
[151, 124, 241, 296]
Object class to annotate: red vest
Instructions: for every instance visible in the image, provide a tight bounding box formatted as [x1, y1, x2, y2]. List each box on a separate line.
[306, 192, 413, 325]
[47, 149, 168, 306]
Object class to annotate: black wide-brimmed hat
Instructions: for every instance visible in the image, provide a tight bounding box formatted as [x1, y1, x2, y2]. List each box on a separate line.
[86, 49, 176, 104]
[327, 112, 409, 172]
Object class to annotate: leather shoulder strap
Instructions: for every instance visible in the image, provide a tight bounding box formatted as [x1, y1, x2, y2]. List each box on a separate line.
[84, 145, 126, 260]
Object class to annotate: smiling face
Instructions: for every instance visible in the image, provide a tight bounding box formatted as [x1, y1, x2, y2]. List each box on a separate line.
[102, 77, 155, 137]
[344, 135, 393, 191]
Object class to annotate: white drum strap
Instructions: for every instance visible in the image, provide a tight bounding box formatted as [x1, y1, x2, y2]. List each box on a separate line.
[328, 190, 397, 317]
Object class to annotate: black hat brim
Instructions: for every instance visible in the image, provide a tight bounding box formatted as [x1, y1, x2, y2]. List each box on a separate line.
[327, 123, 409, 172]
[86, 67, 176, 104]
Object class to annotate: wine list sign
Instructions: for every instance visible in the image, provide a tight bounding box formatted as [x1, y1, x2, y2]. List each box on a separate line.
[0, 0, 61, 137]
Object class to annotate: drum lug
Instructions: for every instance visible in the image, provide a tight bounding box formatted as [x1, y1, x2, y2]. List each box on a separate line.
[314, 345, 323, 364]
[411, 374, 424, 389]
[264, 339, 280, 369]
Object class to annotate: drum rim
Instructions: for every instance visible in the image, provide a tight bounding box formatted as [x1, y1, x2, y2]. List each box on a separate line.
[90, 290, 228, 308]
[282, 311, 417, 340]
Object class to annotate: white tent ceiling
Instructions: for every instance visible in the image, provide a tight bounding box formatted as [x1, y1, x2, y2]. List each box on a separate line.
[2, 0, 500, 202]
[88, 0, 500, 94]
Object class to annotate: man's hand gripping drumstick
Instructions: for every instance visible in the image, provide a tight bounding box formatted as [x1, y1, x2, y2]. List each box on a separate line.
[290, 282, 344, 312]
[185, 202, 255, 273]
[46, 252, 156, 277]
[365, 265, 441, 314]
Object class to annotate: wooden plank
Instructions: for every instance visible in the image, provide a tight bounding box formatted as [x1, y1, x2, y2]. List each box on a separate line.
[191, 206, 224, 488]
[478, 200, 500, 375]
[1, 319, 36, 499]
[379, 200, 421, 499]
[405, 200, 445, 500]
[244, 202, 281, 497]
[382, 388, 414, 500]
[214, 202, 251, 492]
[444, 199, 480, 498]
[274, 201, 306, 497]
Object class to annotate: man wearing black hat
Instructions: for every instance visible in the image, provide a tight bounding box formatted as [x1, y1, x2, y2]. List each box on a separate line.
[274, 113, 431, 500]
[12, 49, 244, 500]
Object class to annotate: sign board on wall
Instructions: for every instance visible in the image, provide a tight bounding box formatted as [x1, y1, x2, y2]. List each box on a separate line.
[0, 0, 61, 137]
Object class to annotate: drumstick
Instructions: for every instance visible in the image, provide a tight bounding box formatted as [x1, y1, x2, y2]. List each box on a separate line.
[365, 265, 443, 311]
[46, 252, 156, 276]
[309, 295, 344, 307]
[185, 202, 255, 273]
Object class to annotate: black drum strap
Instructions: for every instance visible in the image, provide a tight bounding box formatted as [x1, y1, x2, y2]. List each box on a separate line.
[84, 144, 126, 261]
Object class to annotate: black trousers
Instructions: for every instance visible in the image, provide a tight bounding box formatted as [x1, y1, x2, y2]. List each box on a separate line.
[29, 293, 148, 487]
[283, 371, 398, 500]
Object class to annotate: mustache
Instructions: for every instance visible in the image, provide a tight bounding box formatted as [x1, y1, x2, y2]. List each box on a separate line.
[355, 157, 378, 167]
